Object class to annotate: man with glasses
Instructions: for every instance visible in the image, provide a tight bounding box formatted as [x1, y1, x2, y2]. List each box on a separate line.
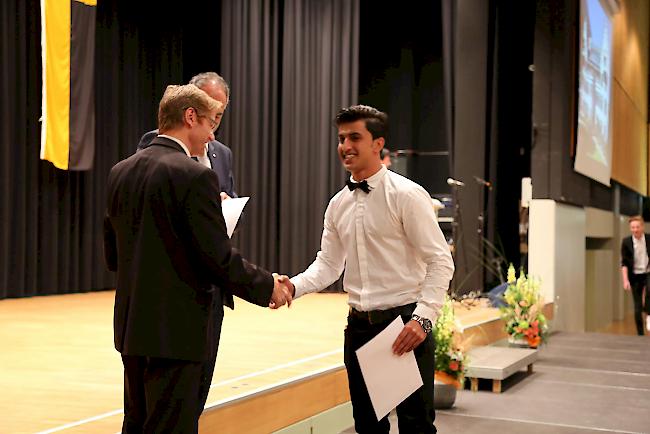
[105, 84, 292, 432]
[137, 72, 237, 200]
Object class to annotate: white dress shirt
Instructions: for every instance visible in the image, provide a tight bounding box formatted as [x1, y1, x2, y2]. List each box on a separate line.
[197, 143, 212, 169]
[291, 166, 455, 323]
[632, 235, 649, 274]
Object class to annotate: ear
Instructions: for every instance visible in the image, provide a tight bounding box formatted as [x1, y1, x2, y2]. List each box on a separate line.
[183, 107, 195, 128]
[373, 137, 385, 153]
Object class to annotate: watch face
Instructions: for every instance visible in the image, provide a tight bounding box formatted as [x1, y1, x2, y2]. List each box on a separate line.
[413, 315, 432, 333]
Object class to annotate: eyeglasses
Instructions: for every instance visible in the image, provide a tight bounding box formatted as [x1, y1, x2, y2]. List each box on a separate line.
[188, 107, 218, 132]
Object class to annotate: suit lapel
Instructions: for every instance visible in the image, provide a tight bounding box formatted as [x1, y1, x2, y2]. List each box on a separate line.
[207, 142, 219, 169]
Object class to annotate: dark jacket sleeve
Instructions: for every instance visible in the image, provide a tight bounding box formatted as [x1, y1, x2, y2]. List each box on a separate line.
[103, 212, 117, 272]
[184, 169, 273, 307]
[224, 146, 237, 198]
[621, 237, 633, 269]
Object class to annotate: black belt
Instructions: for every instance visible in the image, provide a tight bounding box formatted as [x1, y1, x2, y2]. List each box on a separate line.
[348, 303, 416, 325]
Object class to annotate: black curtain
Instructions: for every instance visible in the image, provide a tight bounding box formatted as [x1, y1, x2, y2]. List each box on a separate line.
[278, 0, 359, 275]
[220, 0, 282, 269]
[0, 1, 214, 298]
[1, 0, 358, 298]
[486, 0, 535, 280]
[358, 0, 447, 196]
[220, 0, 359, 276]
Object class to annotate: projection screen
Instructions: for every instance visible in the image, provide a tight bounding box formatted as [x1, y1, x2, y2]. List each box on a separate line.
[574, 0, 614, 186]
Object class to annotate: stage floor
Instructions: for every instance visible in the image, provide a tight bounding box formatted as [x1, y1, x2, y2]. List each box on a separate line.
[1, 290, 505, 433]
[0, 291, 350, 433]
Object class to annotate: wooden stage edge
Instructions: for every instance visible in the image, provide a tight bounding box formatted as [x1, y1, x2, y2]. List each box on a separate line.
[198, 301, 554, 433]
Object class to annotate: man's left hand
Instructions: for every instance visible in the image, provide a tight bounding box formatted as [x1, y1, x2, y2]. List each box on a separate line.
[392, 320, 426, 355]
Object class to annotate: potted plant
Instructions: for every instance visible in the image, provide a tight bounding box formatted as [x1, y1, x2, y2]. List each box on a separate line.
[433, 296, 468, 408]
[499, 265, 549, 348]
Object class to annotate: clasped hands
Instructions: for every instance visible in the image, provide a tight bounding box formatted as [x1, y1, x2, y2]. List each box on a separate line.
[269, 274, 296, 309]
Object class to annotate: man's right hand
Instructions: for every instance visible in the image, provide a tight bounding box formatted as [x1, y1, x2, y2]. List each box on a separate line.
[623, 280, 631, 291]
[277, 275, 295, 298]
[269, 273, 293, 309]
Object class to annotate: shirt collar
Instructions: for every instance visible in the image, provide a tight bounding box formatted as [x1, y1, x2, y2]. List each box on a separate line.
[158, 134, 191, 157]
[348, 165, 387, 190]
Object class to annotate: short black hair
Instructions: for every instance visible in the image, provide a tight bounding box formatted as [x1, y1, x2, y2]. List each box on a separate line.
[334, 105, 388, 139]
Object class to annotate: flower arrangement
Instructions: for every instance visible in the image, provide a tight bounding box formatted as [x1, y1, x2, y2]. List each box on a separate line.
[500, 265, 549, 348]
[433, 296, 468, 389]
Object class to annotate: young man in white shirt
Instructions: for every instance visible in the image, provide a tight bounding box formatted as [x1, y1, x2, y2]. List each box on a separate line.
[281, 105, 454, 433]
[620, 215, 650, 335]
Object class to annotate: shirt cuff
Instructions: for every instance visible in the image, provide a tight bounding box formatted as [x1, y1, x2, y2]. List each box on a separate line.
[290, 276, 306, 299]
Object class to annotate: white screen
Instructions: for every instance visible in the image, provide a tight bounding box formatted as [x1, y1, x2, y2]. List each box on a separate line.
[574, 0, 613, 186]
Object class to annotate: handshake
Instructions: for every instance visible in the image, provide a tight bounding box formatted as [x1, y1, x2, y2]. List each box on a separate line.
[269, 274, 295, 309]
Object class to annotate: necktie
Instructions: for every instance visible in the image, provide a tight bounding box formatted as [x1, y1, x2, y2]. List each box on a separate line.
[346, 179, 371, 193]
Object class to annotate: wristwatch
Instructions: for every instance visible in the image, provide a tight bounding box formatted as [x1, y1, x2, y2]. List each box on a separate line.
[411, 314, 432, 334]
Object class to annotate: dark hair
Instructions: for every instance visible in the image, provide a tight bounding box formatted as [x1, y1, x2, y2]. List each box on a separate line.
[334, 105, 388, 139]
[380, 148, 390, 159]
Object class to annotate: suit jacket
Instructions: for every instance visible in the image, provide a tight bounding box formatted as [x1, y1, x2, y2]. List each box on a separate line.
[621, 234, 650, 273]
[104, 137, 272, 362]
[137, 129, 237, 198]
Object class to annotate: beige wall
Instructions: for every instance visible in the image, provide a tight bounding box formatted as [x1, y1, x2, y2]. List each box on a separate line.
[529, 201, 638, 332]
[611, 0, 649, 193]
[529, 200, 586, 332]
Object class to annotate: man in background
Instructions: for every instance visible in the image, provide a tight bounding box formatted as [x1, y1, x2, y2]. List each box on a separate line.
[137, 72, 236, 200]
[104, 84, 291, 432]
[620, 215, 650, 335]
[380, 147, 392, 167]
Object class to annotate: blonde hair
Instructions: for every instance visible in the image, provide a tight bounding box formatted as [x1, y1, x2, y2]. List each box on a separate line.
[629, 215, 644, 224]
[158, 84, 221, 133]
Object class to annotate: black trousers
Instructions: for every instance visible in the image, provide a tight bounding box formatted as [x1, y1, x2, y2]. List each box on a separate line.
[121, 304, 223, 434]
[343, 306, 436, 434]
[121, 355, 205, 433]
[630, 273, 650, 335]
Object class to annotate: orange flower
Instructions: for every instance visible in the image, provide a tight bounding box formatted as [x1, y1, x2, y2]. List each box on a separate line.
[449, 361, 459, 371]
[435, 371, 462, 390]
[527, 335, 541, 348]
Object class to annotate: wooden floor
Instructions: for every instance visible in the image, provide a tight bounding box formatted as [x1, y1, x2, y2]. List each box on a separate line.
[0, 291, 636, 433]
[0, 291, 350, 434]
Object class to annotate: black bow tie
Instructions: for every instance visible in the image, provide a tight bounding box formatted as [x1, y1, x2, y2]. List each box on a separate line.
[346, 179, 371, 193]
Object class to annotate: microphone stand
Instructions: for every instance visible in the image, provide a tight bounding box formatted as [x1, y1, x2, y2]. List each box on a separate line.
[474, 176, 491, 294]
[449, 183, 465, 298]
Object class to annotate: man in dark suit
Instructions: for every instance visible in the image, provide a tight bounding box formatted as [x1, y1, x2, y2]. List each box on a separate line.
[137, 72, 236, 199]
[136, 73, 239, 420]
[104, 84, 291, 433]
[620, 215, 650, 335]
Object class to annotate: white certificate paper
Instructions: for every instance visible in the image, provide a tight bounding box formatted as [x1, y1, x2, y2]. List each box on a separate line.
[220, 197, 249, 238]
[355, 316, 424, 421]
